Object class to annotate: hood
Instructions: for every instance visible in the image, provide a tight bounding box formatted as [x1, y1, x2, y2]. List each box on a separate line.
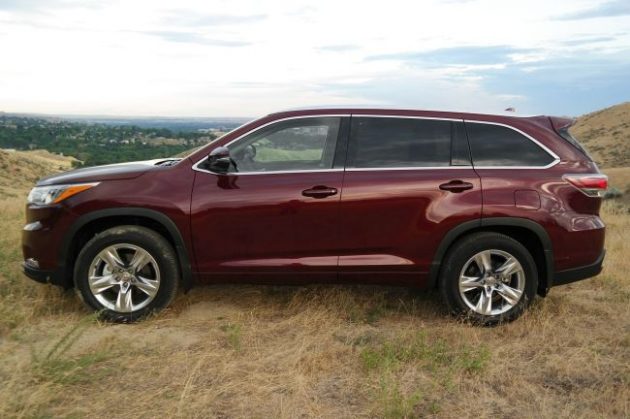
[36, 159, 178, 186]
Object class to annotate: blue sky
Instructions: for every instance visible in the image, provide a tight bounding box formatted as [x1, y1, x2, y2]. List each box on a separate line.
[0, 0, 628, 117]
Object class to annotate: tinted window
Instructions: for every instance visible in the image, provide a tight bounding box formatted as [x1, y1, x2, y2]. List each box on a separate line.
[466, 122, 555, 167]
[229, 117, 340, 172]
[348, 117, 452, 168]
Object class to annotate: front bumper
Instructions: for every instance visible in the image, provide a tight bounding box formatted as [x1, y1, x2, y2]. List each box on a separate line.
[552, 250, 605, 287]
[22, 262, 67, 287]
[22, 203, 73, 288]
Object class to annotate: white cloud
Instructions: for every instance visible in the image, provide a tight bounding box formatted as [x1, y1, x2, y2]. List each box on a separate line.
[0, 0, 628, 116]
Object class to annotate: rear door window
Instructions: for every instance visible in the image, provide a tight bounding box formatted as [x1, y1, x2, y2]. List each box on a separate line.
[465, 122, 555, 167]
[347, 117, 458, 168]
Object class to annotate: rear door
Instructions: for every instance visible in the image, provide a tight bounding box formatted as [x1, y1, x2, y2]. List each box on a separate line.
[336, 115, 482, 286]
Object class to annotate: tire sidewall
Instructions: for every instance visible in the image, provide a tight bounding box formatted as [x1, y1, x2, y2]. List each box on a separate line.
[440, 233, 538, 325]
[74, 226, 179, 322]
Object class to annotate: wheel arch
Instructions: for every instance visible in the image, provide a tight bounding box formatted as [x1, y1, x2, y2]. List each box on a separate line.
[429, 217, 553, 296]
[59, 208, 194, 291]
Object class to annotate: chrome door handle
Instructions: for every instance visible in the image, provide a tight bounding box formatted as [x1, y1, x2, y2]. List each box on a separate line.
[302, 185, 338, 198]
[439, 180, 474, 193]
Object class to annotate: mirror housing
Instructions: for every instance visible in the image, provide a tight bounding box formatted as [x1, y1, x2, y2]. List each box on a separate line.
[207, 146, 233, 174]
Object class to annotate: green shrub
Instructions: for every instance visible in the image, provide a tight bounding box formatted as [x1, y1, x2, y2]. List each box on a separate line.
[603, 187, 623, 200]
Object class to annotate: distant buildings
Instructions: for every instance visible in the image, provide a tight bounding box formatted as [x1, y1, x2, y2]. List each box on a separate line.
[197, 127, 229, 137]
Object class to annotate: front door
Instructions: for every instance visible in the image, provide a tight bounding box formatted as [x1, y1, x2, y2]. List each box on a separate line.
[190, 116, 347, 283]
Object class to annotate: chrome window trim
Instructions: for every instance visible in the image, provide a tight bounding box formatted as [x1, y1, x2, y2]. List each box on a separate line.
[471, 164, 559, 170]
[346, 166, 471, 172]
[192, 113, 560, 175]
[464, 120, 560, 170]
[195, 168, 345, 176]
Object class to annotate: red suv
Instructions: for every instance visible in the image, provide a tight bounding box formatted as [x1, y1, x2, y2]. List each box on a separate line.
[22, 108, 607, 325]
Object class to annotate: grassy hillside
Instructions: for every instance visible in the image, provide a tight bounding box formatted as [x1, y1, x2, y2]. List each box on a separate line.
[0, 136, 628, 417]
[572, 102, 630, 168]
[0, 149, 76, 198]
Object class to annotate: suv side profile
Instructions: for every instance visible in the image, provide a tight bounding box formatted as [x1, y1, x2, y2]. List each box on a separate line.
[22, 108, 607, 325]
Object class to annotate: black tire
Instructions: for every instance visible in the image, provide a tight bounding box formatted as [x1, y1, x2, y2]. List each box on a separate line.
[74, 225, 179, 323]
[439, 232, 538, 326]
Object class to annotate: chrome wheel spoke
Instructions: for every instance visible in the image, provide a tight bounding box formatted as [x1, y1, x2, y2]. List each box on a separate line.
[88, 274, 117, 294]
[475, 288, 493, 316]
[135, 276, 159, 297]
[129, 248, 152, 272]
[100, 247, 125, 268]
[495, 256, 521, 277]
[474, 251, 493, 275]
[115, 284, 133, 313]
[495, 284, 523, 306]
[460, 275, 483, 292]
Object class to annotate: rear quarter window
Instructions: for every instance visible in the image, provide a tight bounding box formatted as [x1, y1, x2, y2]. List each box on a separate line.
[466, 122, 555, 167]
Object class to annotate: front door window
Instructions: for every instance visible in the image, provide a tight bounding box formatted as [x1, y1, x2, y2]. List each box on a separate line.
[228, 117, 341, 173]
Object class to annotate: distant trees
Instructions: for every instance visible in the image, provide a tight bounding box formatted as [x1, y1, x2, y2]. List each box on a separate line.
[0, 116, 216, 166]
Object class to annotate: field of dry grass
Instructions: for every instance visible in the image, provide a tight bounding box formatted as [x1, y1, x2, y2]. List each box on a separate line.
[0, 152, 628, 418]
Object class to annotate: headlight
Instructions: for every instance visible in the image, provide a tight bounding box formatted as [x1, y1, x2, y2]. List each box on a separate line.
[27, 182, 99, 206]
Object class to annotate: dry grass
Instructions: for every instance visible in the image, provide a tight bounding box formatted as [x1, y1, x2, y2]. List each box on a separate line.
[0, 159, 629, 418]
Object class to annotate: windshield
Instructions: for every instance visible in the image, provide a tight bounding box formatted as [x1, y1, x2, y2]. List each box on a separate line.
[172, 119, 255, 160]
[172, 144, 208, 159]
[171, 135, 226, 159]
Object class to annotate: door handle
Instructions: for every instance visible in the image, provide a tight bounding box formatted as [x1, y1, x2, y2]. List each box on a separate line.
[302, 185, 338, 199]
[439, 180, 474, 193]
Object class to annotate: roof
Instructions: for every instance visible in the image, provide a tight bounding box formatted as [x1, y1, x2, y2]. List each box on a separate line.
[266, 107, 551, 126]
[273, 105, 538, 118]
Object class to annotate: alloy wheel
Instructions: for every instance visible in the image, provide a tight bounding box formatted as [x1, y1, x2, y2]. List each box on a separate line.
[87, 243, 161, 313]
[458, 249, 525, 316]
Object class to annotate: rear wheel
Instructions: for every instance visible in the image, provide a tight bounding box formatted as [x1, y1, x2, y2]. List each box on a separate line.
[439, 232, 538, 325]
[74, 226, 179, 322]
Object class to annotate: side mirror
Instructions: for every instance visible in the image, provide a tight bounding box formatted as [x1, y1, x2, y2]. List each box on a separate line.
[206, 146, 235, 174]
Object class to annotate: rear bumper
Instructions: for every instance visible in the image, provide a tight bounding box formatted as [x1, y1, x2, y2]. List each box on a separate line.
[552, 250, 605, 287]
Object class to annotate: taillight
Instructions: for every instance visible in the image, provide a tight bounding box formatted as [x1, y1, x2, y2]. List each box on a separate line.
[563, 174, 608, 197]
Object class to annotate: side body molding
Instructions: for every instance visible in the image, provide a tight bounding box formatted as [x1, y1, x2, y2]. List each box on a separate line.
[59, 207, 194, 291]
[428, 217, 554, 291]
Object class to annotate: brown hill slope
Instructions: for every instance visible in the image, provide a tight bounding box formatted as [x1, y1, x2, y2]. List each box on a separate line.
[571, 102, 630, 168]
[0, 149, 76, 198]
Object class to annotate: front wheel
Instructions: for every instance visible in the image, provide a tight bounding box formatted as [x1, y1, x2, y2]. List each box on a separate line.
[439, 232, 538, 326]
[74, 226, 179, 322]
